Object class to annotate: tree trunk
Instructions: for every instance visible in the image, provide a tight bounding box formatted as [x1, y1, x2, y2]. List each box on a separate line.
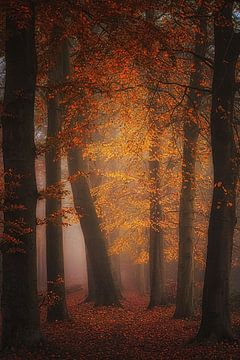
[136, 262, 149, 296]
[108, 230, 123, 299]
[148, 141, 166, 308]
[1, 1, 40, 348]
[83, 249, 96, 303]
[67, 148, 119, 306]
[196, 1, 239, 341]
[46, 40, 69, 321]
[110, 253, 122, 298]
[88, 160, 123, 300]
[174, 10, 207, 319]
[60, 39, 119, 306]
[145, 10, 166, 309]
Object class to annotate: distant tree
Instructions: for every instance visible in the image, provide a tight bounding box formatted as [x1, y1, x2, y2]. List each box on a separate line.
[148, 114, 166, 308]
[1, 0, 40, 348]
[84, 250, 96, 302]
[68, 147, 120, 306]
[46, 36, 69, 321]
[145, 10, 166, 309]
[174, 6, 207, 319]
[196, 0, 240, 341]
[60, 41, 120, 306]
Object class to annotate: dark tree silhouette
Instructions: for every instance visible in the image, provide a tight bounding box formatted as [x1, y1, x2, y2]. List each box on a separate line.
[46, 38, 69, 321]
[196, 0, 240, 341]
[174, 7, 207, 319]
[1, 1, 40, 348]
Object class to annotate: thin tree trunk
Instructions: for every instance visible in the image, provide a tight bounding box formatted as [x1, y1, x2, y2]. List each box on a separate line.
[136, 262, 149, 296]
[196, 1, 239, 341]
[110, 253, 122, 298]
[1, 1, 40, 347]
[108, 230, 123, 299]
[46, 39, 69, 321]
[174, 10, 207, 319]
[146, 10, 166, 309]
[148, 140, 166, 308]
[83, 249, 96, 303]
[67, 148, 120, 306]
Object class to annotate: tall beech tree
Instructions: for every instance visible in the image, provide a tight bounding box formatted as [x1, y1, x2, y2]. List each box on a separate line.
[84, 250, 96, 302]
[146, 10, 166, 309]
[46, 37, 69, 321]
[68, 147, 120, 306]
[88, 159, 123, 301]
[60, 41, 119, 306]
[1, 0, 40, 347]
[174, 8, 207, 319]
[196, 0, 240, 341]
[148, 120, 166, 308]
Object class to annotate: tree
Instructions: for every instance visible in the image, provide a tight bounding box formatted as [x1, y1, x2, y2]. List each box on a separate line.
[60, 41, 120, 306]
[148, 111, 166, 308]
[46, 37, 69, 321]
[144, 10, 166, 309]
[174, 6, 207, 319]
[68, 147, 120, 306]
[196, 0, 240, 341]
[84, 249, 96, 302]
[1, 0, 40, 348]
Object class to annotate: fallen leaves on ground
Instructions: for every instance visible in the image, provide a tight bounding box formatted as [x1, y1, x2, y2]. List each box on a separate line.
[2, 291, 240, 359]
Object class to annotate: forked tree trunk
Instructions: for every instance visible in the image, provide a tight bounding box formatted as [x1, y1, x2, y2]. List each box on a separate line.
[67, 148, 119, 306]
[1, 1, 40, 348]
[196, 1, 239, 341]
[46, 39, 69, 321]
[174, 10, 207, 319]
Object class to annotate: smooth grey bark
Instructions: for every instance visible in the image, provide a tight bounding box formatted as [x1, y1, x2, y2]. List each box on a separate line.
[196, 1, 239, 341]
[1, 1, 40, 348]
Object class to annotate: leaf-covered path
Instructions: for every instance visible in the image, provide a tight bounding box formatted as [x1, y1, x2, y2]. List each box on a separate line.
[2, 291, 240, 359]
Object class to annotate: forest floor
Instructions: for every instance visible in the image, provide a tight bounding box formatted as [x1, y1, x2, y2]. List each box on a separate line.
[1, 291, 240, 359]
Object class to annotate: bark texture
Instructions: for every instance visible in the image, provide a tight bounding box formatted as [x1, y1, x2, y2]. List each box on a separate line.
[1, 1, 40, 348]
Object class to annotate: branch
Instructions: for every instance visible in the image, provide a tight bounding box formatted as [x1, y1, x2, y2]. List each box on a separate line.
[154, 81, 211, 93]
[173, 49, 214, 69]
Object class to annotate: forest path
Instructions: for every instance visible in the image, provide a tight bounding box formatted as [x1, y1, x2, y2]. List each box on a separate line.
[1, 291, 240, 359]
